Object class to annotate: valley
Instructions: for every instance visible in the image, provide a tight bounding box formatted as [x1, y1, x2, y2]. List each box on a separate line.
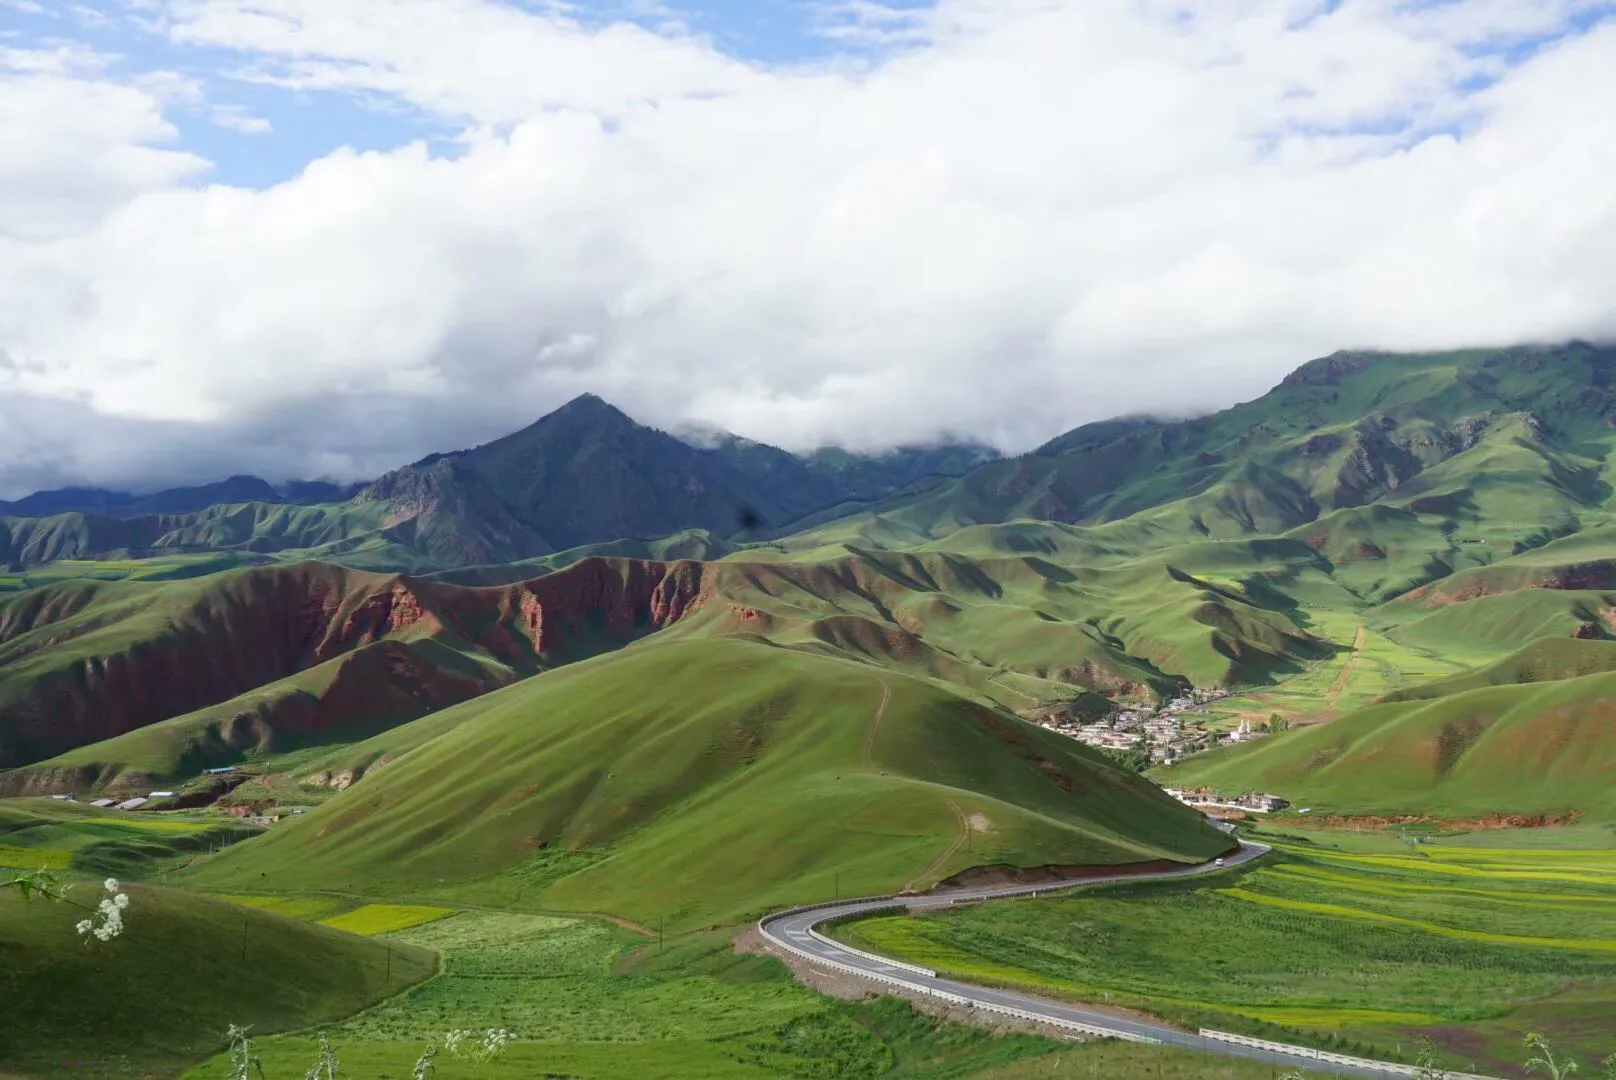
[5, 345, 1616, 1079]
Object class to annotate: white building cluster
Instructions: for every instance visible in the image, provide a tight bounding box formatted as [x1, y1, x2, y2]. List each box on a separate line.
[1036, 687, 1240, 763]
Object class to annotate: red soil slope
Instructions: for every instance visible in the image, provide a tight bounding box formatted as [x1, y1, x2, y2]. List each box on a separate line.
[0, 558, 708, 770]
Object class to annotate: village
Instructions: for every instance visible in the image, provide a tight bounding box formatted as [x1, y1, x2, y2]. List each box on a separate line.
[1032, 686, 1262, 764]
[1031, 688, 1292, 814]
[48, 764, 313, 825]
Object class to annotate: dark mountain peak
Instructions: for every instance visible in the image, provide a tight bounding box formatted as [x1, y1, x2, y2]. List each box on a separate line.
[1278, 350, 1383, 389]
[1035, 416, 1161, 458]
[2, 486, 131, 518]
[477, 394, 647, 458]
[545, 392, 632, 424]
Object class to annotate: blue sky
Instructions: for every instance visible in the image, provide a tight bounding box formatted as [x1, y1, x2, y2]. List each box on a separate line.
[5, 1, 1610, 186]
[2, 0, 938, 188]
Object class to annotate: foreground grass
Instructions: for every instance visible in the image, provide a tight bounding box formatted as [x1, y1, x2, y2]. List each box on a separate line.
[977, 1044, 1333, 1079]
[832, 828, 1616, 1076]
[182, 908, 1061, 1079]
[179, 904, 1345, 1080]
[0, 884, 434, 1079]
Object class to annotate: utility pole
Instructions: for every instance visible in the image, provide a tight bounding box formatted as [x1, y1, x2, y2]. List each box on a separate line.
[834, 873, 839, 902]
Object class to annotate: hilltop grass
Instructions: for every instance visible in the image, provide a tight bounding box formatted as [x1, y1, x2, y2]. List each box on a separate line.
[831, 830, 1616, 1076]
[186, 639, 1229, 931]
[0, 554, 278, 596]
[0, 883, 434, 1079]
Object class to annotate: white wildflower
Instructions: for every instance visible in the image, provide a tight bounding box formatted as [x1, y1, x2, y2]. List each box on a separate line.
[445, 1028, 515, 1067]
[225, 1024, 265, 1080]
[76, 879, 130, 942]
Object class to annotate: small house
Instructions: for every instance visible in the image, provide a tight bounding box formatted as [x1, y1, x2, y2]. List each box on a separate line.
[148, 791, 176, 799]
[116, 797, 149, 811]
[89, 798, 117, 808]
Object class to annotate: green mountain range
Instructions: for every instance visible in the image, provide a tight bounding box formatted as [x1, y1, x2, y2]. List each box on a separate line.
[0, 395, 997, 572]
[7, 340, 1616, 924]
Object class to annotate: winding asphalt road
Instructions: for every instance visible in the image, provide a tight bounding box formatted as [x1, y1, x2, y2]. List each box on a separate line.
[759, 840, 1450, 1079]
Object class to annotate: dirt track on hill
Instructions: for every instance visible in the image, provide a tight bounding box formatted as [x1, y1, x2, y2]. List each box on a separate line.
[860, 681, 892, 771]
[1326, 626, 1367, 704]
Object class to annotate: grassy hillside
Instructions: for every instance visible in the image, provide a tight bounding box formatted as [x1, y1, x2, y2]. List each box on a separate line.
[426, 529, 740, 586]
[0, 882, 434, 1078]
[668, 540, 1336, 703]
[13, 343, 1616, 860]
[0, 534, 1344, 790]
[0, 558, 705, 783]
[776, 345, 1616, 597]
[1156, 662, 1616, 818]
[0, 797, 259, 879]
[1379, 637, 1616, 702]
[187, 639, 1232, 928]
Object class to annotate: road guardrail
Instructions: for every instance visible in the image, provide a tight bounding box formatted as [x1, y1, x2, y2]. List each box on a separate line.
[1199, 1029, 1503, 1079]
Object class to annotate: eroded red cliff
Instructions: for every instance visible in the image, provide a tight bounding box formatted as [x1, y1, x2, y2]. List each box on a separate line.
[0, 558, 709, 771]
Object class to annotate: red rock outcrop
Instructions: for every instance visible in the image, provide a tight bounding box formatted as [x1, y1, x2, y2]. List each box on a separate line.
[0, 558, 710, 770]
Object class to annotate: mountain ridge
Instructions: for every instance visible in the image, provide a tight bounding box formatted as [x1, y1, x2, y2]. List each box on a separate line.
[1, 395, 1002, 571]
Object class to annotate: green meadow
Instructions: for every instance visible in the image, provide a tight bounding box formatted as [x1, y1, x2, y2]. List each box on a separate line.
[173, 902, 1341, 1080]
[0, 884, 435, 1079]
[831, 826, 1616, 1076]
[174, 906, 1066, 1080]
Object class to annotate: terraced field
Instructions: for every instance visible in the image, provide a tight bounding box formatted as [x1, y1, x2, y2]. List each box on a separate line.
[831, 826, 1616, 1076]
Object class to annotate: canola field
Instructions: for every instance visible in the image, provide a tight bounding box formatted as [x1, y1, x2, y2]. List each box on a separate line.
[317, 903, 457, 936]
[833, 826, 1616, 1076]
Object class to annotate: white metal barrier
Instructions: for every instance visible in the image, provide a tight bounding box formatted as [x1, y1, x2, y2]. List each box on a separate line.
[806, 926, 938, 977]
[1199, 1029, 1504, 1079]
[760, 913, 1160, 1045]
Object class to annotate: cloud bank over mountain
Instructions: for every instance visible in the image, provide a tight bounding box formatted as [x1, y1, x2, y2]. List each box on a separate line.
[1, 0, 1613, 495]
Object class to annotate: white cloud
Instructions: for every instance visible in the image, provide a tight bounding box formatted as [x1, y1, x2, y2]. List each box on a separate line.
[0, 0, 1614, 496]
[209, 102, 271, 132]
[0, 48, 206, 241]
